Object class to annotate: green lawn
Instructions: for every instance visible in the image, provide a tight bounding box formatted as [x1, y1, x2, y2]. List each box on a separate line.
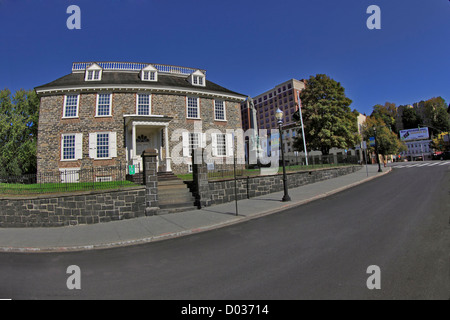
[0, 180, 138, 195]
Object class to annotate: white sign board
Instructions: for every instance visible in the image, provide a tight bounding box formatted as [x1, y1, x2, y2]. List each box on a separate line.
[400, 127, 429, 141]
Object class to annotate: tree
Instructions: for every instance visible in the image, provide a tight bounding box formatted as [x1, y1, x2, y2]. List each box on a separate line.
[371, 102, 398, 133]
[362, 116, 406, 156]
[402, 107, 422, 130]
[0, 88, 39, 176]
[293, 74, 360, 155]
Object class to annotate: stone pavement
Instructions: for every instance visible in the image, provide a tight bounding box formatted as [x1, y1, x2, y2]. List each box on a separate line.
[0, 164, 391, 253]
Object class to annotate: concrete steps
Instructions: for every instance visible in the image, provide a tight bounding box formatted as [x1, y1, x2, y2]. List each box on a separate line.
[157, 172, 196, 214]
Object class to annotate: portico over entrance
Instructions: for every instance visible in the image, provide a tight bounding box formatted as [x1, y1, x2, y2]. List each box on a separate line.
[124, 115, 173, 173]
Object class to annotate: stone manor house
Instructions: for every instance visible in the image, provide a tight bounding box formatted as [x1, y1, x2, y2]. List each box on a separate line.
[35, 62, 247, 180]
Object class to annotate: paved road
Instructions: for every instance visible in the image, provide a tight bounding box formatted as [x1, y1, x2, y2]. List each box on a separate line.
[0, 163, 449, 300]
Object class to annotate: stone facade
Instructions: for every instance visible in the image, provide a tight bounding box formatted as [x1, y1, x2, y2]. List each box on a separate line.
[0, 187, 146, 228]
[36, 63, 246, 178]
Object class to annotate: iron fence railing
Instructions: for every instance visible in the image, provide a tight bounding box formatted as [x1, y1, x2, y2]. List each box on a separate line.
[206, 154, 359, 181]
[0, 164, 140, 195]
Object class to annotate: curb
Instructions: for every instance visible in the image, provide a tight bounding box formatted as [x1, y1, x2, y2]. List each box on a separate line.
[0, 168, 392, 253]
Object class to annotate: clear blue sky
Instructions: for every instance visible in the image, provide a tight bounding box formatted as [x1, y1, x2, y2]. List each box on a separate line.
[0, 0, 449, 116]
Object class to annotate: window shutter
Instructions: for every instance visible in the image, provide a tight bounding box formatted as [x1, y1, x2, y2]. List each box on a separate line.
[211, 133, 217, 157]
[201, 133, 206, 148]
[75, 133, 83, 160]
[182, 131, 190, 157]
[109, 132, 117, 158]
[89, 133, 97, 159]
[226, 133, 234, 157]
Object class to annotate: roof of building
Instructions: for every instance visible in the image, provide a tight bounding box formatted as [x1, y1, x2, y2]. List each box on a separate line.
[35, 62, 246, 100]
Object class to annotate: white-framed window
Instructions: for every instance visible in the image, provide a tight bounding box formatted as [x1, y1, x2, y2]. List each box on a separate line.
[96, 176, 112, 182]
[216, 133, 227, 157]
[193, 75, 204, 86]
[96, 93, 112, 117]
[142, 71, 157, 81]
[182, 131, 205, 157]
[190, 70, 206, 87]
[187, 97, 200, 119]
[214, 100, 226, 121]
[63, 94, 79, 118]
[211, 133, 233, 157]
[61, 133, 82, 161]
[141, 65, 158, 82]
[85, 64, 102, 81]
[60, 168, 80, 183]
[137, 94, 151, 115]
[89, 132, 117, 159]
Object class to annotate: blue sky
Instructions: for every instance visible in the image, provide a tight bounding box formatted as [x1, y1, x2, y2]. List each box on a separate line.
[0, 0, 449, 116]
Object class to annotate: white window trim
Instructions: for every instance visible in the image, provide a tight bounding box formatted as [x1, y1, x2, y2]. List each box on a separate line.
[61, 133, 83, 161]
[136, 93, 152, 116]
[190, 70, 206, 87]
[141, 70, 158, 82]
[59, 168, 81, 183]
[85, 64, 103, 81]
[95, 93, 112, 117]
[182, 132, 206, 157]
[89, 131, 117, 160]
[214, 100, 227, 121]
[62, 94, 80, 119]
[186, 96, 200, 119]
[211, 133, 233, 157]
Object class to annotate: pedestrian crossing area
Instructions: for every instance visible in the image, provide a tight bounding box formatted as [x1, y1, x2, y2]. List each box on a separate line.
[392, 161, 450, 169]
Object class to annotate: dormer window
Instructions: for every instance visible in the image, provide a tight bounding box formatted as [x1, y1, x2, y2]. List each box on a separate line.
[141, 65, 158, 82]
[85, 63, 102, 81]
[189, 70, 206, 87]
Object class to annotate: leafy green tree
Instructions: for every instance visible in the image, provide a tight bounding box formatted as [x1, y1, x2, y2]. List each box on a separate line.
[0, 88, 39, 176]
[362, 116, 406, 156]
[371, 102, 398, 133]
[423, 97, 450, 133]
[293, 74, 360, 155]
[402, 107, 423, 130]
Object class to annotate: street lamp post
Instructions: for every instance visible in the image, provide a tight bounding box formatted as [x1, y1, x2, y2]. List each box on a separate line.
[276, 108, 291, 202]
[373, 127, 382, 172]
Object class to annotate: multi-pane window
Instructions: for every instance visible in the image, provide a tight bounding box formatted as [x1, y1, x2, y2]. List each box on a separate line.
[137, 94, 151, 115]
[87, 70, 101, 81]
[142, 71, 156, 81]
[62, 134, 76, 160]
[97, 94, 111, 116]
[192, 75, 204, 86]
[96, 133, 109, 158]
[216, 134, 227, 157]
[214, 100, 226, 121]
[64, 95, 78, 118]
[189, 133, 200, 155]
[187, 97, 199, 118]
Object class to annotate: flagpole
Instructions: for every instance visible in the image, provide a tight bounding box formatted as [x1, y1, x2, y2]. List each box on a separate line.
[297, 91, 309, 166]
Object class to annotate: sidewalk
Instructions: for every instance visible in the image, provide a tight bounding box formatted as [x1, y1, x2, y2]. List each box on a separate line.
[0, 165, 391, 253]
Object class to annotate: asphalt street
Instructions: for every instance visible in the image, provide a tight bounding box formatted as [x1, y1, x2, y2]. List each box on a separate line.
[0, 162, 449, 300]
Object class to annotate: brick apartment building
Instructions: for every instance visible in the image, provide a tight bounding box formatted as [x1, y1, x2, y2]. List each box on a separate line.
[35, 62, 246, 180]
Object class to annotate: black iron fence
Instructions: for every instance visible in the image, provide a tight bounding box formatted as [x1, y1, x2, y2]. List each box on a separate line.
[206, 154, 359, 181]
[0, 164, 140, 195]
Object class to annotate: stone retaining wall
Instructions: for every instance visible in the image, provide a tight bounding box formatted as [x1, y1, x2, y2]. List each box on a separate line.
[189, 165, 362, 207]
[0, 186, 146, 228]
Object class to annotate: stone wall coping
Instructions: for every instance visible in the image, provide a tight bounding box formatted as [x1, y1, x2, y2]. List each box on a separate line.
[208, 165, 362, 182]
[0, 185, 146, 201]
